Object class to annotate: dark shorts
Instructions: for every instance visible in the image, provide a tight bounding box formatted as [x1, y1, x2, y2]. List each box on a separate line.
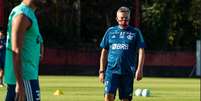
[0, 57, 4, 70]
[5, 80, 40, 101]
[0, 53, 5, 70]
[104, 73, 134, 100]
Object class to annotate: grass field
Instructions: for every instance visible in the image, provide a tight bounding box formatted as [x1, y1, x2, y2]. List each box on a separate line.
[0, 76, 200, 101]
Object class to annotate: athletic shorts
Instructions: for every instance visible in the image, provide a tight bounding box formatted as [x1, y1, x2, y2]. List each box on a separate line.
[0, 56, 4, 70]
[104, 73, 134, 100]
[5, 80, 40, 101]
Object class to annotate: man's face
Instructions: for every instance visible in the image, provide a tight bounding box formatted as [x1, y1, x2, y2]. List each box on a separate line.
[116, 12, 130, 28]
[31, 0, 46, 8]
[0, 32, 3, 37]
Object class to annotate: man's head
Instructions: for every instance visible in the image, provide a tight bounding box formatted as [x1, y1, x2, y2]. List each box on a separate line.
[0, 26, 2, 32]
[116, 6, 131, 28]
[0, 31, 3, 37]
[0, 26, 3, 36]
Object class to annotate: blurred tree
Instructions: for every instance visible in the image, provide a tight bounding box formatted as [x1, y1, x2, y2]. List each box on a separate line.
[4, 0, 201, 50]
[81, 0, 133, 48]
[141, 0, 200, 51]
[37, 0, 81, 48]
[189, 0, 201, 40]
[141, 0, 168, 50]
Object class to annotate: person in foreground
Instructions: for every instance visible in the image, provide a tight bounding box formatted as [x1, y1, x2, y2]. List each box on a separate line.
[99, 6, 145, 101]
[0, 26, 6, 87]
[4, 0, 44, 101]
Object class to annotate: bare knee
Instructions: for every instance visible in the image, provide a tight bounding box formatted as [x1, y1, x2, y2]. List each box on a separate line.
[105, 93, 115, 101]
[0, 69, 3, 77]
[121, 99, 129, 101]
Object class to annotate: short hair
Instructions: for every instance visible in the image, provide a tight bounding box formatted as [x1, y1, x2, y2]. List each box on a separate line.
[117, 6, 131, 15]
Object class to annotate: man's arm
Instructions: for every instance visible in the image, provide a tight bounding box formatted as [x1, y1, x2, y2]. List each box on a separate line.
[135, 48, 145, 81]
[99, 48, 108, 83]
[11, 14, 31, 100]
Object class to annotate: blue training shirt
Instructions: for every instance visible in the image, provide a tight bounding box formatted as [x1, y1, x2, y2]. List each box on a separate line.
[100, 25, 145, 75]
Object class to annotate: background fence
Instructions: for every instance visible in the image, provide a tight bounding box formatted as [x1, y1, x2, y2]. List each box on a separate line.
[40, 48, 196, 77]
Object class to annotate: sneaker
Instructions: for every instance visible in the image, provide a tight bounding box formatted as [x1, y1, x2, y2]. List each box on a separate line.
[0, 84, 4, 87]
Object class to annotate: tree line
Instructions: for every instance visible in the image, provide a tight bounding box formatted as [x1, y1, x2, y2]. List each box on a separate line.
[3, 0, 201, 51]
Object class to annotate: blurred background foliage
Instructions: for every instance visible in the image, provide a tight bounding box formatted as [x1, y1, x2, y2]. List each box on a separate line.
[4, 0, 201, 51]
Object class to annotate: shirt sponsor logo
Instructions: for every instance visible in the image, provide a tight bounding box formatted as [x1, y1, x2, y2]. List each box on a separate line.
[111, 44, 129, 50]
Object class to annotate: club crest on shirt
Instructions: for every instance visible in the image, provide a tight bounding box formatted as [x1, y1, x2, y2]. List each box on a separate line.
[127, 32, 136, 40]
[127, 34, 133, 40]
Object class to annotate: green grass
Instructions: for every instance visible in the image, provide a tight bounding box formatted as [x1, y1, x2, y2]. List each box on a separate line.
[0, 76, 200, 101]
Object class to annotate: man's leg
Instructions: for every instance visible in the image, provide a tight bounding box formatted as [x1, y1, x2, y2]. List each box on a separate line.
[23, 80, 40, 101]
[121, 99, 129, 101]
[105, 93, 115, 101]
[0, 68, 4, 87]
[0, 68, 3, 79]
[5, 84, 16, 101]
[0, 59, 4, 87]
[119, 74, 134, 101]
[104, 73, 120, 101]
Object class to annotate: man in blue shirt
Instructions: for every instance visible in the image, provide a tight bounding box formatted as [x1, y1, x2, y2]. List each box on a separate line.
[0, 26, 6, 87]
[99, 7, 145, 101]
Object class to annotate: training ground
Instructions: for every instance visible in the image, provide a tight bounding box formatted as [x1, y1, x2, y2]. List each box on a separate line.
[0, 76, 200, 101]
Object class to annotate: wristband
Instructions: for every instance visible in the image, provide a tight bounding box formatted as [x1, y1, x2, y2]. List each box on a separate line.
[99, 70, 104, 74]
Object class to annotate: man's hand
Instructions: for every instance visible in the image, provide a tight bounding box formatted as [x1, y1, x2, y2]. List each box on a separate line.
[135, 69, 143, 81]
[15, 82, 25, 101]
[99, 73, 104, 83]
